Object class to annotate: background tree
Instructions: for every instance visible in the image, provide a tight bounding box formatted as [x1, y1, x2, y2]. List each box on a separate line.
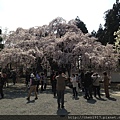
[114, 27, 120, 53]
[96, 24, 107, 45]
[91, 30, 97, 37]
[75, 16, 88, 34]
[94, 0, 120, 45]
[103, 0, 120, 45]
[114, 27, 120, 67]
[0, 29, 4, 51]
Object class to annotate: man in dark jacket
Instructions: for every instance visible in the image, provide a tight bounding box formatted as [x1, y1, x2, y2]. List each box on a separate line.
[83, 71, 93, 100]
[55, 71, 67, 109]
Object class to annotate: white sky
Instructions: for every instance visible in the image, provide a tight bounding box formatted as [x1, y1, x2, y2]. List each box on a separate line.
[0, 0, 116, 33]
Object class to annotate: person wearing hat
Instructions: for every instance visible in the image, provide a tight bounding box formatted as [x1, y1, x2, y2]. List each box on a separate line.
[0, 72, 4, 98]
[26, 73, 38, 101]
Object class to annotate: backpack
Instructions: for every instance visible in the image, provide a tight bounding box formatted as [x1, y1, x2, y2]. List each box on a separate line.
[36, 74, 40, 81]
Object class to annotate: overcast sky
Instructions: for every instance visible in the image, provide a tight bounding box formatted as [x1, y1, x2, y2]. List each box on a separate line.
[0, 0, 116, 33]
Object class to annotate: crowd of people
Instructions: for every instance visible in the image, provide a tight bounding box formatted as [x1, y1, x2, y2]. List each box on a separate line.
[0, 70, 17, 99]
[25, 70, 111, 109]
[69, 71, 111, 100]
[0, 69, 111, 109]
[25, 70, 67, 109]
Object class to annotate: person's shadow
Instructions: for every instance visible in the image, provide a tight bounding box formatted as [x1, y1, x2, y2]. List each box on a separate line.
[26, 100, 35, 104]
[57, 108, 70, 117]
[87, 98, 97, 104]
[107, 97, 117, 101]
[96, 97, 107, 101]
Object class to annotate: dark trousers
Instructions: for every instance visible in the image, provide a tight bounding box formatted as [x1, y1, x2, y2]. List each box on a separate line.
[104, 85, 109, 98]
[88, 85, 93, 98]
[44, 83, 47, 91]
[36, 81, 40, 92]
[3, 78, 8, 87]
[53, 81, 57, 96]
[78, 83, 81, 89]
[51, 80, 54, 92]
[57, 90, 64, 107]
[13, 78, 16, 85]
[41, 81, 44, 91]
[26, 79, 29, 86]
[84, 86, 93, 99]
[0, 86, 4, 98]
[73, 87, 78, 97]
[84, 87, 89, 98]
[93, 85, 100, 97]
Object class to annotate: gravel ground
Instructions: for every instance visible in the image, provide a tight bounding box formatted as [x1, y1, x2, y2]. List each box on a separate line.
[0, 83, 120, 116]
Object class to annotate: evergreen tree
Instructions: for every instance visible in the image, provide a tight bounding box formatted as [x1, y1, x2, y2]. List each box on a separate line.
[96, 24, 107, 45]
[75, 16, 88, 34]
[103, 0, 120, 44]
[91, 30, 97, 37]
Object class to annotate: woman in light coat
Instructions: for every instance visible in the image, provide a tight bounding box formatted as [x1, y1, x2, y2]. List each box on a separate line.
[70, 74, 78, 98]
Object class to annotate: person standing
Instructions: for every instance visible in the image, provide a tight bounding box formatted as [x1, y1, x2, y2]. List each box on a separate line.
[2, 72, 7, 87]
[70, 74, 78, 98]
[11, 70, 17, 85]
[53, 72, 58, 97]
[40, 73, 44, 92]
[55, 71, 67, 109]
[25, 70, 30, 87]
[50, 71, 55, 92]
[43, 73, 47, 91]
[26, 73, 38, 101]
[0, 72, 4, 99]
[103, 71, 110, 98]
[91, 73, 101, 98]
[80, 70, 85, 92]
[36, 71, 40, 93]
[83, 71, 93, 100]
[76, 74, 80, 91]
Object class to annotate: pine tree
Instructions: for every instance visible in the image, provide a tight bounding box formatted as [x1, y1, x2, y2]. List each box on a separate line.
[75, 16, 88, 34]
[103, 0, 120, 44]
[96, 24, 107, 45]
[91, 30, 97, 37]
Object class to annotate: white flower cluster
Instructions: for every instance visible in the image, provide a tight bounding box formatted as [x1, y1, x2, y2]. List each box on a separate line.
[0, 17, 118, 71]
